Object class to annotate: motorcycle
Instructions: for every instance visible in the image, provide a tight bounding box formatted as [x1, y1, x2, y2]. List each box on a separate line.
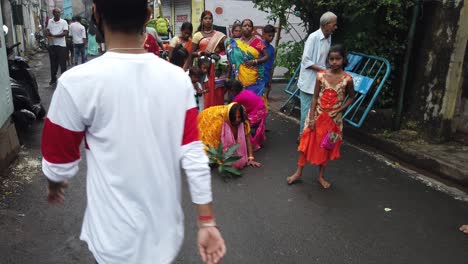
[6, 42, 46, 130]
[34, 30, 48, 51]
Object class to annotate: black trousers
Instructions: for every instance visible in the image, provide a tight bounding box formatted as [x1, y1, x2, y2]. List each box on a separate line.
[48, 45, 67, 81]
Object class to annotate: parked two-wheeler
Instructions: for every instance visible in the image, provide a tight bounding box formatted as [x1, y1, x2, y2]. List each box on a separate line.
[34, 31, 48, 51]
[6, 42, 46, 130]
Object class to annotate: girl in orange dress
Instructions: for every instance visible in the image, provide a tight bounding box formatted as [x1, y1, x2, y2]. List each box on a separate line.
[287, 44, 355, 189]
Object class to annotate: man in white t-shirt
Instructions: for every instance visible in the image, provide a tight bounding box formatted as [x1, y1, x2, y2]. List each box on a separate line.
[297, 12, 337, 137]
[41, 0, 226, 263]
[46, 8, 69, 85]
[69, 16, 87, 65]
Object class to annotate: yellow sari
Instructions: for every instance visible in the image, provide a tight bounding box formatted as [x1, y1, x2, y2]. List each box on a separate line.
[198, 103, 250, 150]
[227, 37, 265, 95]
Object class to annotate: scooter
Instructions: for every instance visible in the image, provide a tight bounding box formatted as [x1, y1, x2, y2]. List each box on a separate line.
[34, 27, 48, 51]
[6, 42, 46, 130]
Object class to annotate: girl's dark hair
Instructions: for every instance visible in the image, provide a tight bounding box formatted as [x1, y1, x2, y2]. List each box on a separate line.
[241, 19, 253, 27]
[181, 22, 193, 32]
[327, 44, 349, 68]
[225, 79, 243, 94]
[263, 24, 275, 34]
[88, 21, 97, 35]
[93, 0, 148, 34]
[197, 10, 213, 32]
[231, 23, 241, 32]
[189, 66, 202, 78]
[197, 56, 212, 67]
[170, 45, 189, 67]
[228, 103, 246, 125]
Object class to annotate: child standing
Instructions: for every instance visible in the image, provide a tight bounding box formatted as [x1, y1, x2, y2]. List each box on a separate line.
[189, 66, 204, 110]
[198, 56, 225, 108]
[262, 25, 276, 99]
[287, 44, 355, 189]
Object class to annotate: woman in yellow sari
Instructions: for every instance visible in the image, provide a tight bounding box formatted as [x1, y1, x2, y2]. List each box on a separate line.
[198, 103, 261, 168]
[226, 19, 270, 96]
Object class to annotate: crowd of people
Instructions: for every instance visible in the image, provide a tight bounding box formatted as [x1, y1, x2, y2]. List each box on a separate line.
[40, 0, 373, 262]
[45, 8, 107, 85]
[159, 11, 278, 168]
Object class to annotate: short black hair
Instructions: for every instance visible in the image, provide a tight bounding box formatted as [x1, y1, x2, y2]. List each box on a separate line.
[93, 0, 148, 34]
[170, 45, 189, 67]
[180, 22, 193, 32]
[198, 56, 212, 67]
[263, 24, 275, 34]
[225, 79, 243, 94]
[327, 44, 349, 68]
[189, 66, 202, 78]
[228, 103, 246, 125]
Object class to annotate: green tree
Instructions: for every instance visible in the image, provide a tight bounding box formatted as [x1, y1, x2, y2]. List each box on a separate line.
[255, 0, 416, 108]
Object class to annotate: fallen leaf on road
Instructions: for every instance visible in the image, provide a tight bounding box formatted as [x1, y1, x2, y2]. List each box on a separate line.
[384, 208, 392, 212]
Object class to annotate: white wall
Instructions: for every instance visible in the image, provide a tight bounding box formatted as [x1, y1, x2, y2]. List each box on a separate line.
[205, 0, 307, 45]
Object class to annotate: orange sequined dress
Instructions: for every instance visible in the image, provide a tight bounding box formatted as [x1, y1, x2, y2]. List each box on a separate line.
[298, 71, 352, 166]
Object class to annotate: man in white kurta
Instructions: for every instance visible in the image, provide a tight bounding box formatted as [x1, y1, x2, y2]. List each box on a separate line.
[297, 12, 338, 135]
[41, 1, 225, 263]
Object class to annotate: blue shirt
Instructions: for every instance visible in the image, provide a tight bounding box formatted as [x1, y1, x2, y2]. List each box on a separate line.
[263, 40, 275, 84]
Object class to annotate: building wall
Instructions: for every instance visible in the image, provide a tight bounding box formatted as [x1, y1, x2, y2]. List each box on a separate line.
[406, 0, 468, 141]
[0, 2, 20, 172]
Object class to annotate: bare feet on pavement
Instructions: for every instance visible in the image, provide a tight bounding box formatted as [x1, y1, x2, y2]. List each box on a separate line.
[317, 177, 331, 189]
[459, 225, 468, 234]
[287, 172, 302, 185]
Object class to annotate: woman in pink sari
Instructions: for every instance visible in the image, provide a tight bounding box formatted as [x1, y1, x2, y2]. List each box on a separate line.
[227, 80, 267, 151]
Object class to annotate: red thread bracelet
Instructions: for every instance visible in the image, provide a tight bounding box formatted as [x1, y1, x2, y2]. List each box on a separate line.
[198, 215, 214, 221]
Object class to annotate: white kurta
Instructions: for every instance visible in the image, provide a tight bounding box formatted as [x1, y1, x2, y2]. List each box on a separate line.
[41, 52, 212, 264]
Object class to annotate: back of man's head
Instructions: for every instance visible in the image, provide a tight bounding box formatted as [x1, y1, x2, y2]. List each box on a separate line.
[93, 0, 148, 34]
[320, 11, 337, 27]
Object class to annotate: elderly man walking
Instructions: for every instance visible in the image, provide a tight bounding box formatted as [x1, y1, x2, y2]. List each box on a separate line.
[46, 8, 69, 85]
[297, 11, 338, 137]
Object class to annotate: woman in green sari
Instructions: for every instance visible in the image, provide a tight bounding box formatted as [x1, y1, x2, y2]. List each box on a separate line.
[226, 19, 269, 96]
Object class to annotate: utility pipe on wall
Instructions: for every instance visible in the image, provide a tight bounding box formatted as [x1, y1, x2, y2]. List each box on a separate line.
[394, 0, 420, 130]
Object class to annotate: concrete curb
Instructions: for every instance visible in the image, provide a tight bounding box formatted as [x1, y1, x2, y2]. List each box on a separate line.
[271, 78, 289, 83]
[344, 126, 468, 187]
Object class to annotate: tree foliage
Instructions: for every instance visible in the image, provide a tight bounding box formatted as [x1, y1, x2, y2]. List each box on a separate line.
[255, 0, 416, 108]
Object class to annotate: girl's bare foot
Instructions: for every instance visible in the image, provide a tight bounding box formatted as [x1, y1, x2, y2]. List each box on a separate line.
[287, 172, 302, 185]
[459, 225, 468, 234]
[317, 177, 331, 189]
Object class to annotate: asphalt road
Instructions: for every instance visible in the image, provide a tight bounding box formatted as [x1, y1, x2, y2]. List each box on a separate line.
[1, 52, 467, 264]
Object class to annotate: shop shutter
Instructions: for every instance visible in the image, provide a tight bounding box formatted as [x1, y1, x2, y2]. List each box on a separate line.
[174, 0, 191, 36]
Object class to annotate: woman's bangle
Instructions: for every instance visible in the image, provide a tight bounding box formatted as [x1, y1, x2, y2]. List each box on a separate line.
[248, 156, 254, 161]
[254, 59, 258, 65]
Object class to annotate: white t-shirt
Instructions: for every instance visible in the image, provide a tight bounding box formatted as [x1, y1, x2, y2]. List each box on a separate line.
[41, 52, 212, 263]
[69, 22, 86, 44]
[47, 18, 68, 47]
